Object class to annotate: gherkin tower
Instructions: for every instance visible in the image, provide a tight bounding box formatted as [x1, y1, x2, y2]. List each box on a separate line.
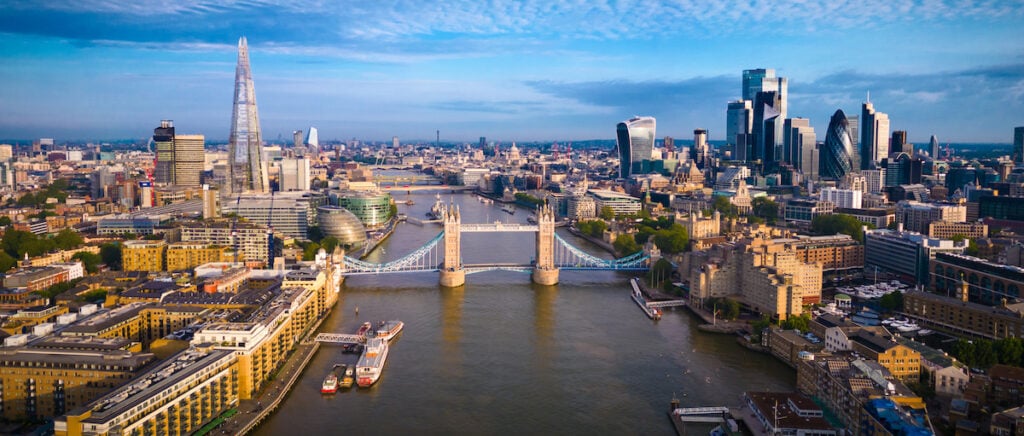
[820, 109, 854, 180]
[227, 37, 269, 194]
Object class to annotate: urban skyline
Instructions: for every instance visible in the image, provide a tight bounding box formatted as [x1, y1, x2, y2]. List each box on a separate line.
[0, 1, 1022, 143]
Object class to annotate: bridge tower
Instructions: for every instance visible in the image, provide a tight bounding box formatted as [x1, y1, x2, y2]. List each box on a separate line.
[532, 203, 559, 285]
[439, 204, 466, 287]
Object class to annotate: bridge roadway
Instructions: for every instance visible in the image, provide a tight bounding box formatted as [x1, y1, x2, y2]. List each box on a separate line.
[463, 263, 534, 274]
[460, 222, 539, 232]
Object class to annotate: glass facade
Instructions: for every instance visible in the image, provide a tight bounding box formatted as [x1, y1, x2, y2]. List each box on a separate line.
[615, 116, 656, 178]
[228, 37, 269, 194]
[317, 206, 368, 247]
[821, 110, 854, 180]
[333, 191, 393, 228]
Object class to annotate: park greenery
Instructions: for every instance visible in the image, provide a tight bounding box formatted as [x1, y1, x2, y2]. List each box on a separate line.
[951, 337, 1024, 369]
[706, 297, 741, 321]
[599, 205, 615, 221]
[633, 216, 689, 254]
[514, 192, 545, 207]
[710, 195, 738, 218]
[879, 291, 905, 312]
[751, 197, 779, 224]
[0, 228, 87, 272]
[13, 179, 70, 207]
[811, 214, 874, 242]
[613, 233, 641, 257]
[576, 220, 607, 238]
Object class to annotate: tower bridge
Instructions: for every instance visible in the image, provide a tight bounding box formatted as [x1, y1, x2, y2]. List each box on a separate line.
[338, 203, 652, 286]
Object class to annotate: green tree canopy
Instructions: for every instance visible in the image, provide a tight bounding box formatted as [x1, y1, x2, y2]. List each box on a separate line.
[811, 214, 873, 242]
[100, 242, 122, 270]
[53, 228, 84, 250]
[613, 233, 641, 257]
[599, 206, 615, 221]
[0, 251, 16, 273]
[711, 196, 738, 218]
[577, 220, 607, 238]
[751, 197, 779, 223]
[72, 251, 103, 274]
[0, 216, 11, 226]
[653, 223, 689, 254]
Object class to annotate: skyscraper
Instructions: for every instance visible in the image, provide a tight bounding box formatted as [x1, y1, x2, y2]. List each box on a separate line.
[752, 91, 782, 168]
[820, 110, 855, 180]
[783, 118, 815, 178]
[227, 37, 269, 194]
[692, 129, 709, 168]
[153, 120, 175, 185]
[860, 99, 889, 170]
[891, 130, 910, 155]
[1014, 127, 1024, 163]
[929, 135, 941, 160]
[615, 116, 656, 178]
[305, 127, 319, 157]
[726, 100, 752, 158]
[742, 68, 787, 145]
[173, 134, 204, 187]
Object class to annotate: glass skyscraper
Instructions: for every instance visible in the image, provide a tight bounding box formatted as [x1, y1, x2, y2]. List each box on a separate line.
[228, 37, 269, 194]
[726, 100, 752, 157]
[821, 109, 854, 180]
[615, 116, 656, 178]
[860, 100, 890, 170]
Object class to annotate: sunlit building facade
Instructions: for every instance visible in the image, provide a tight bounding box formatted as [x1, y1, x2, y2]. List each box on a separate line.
[227, 37, 269, 194]
[615, 116, 656, 178]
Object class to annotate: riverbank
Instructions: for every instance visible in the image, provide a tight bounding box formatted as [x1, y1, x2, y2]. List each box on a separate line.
[566, 227, 618, 256]
[357, 215, 400, 259]
[217, 293, 337, 435]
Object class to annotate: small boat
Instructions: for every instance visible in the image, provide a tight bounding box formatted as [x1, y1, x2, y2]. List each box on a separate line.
[502, 204, 515, 215]
[357, 322, 372, 337]
[375, 320, 404, 342]
[917, 329, 934, 336]
[321, 372, 338, 394]
[340, 365, 355, 388]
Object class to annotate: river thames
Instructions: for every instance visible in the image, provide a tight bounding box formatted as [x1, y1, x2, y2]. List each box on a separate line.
[255, 191, 795, 435]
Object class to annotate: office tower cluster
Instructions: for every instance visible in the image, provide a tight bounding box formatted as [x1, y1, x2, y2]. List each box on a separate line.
[719, 68, 936, 184]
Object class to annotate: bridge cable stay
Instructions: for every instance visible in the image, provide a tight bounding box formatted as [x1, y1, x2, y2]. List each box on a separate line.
[341, 231, 444, 274]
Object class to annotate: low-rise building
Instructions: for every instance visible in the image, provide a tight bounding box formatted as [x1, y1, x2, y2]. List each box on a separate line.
[848, 330, 921, 384]
[896, 200, 967, 234]
[741, 391, 836, 436]
[0, 340, 155, 421]
[903, 290, 1024, 340]
[834, 207, 895, 229]
[931, 252, 1024, 306]
[864, 228, 965, 285]
[588, 189, 641, 216]
[783, 198, 834, 224]
[55, 346, 237, 436]
[121, 240, 166, 272]
[790, 234, 864, 274]
[3, 266, 71, 292]
[165, 242, 231, 272]
[927, 220, 988, 240]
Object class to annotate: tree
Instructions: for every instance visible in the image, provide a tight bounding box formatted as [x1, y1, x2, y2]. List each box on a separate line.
[0, 251, 16, 273]
[721, 298, 741, 320]
[100, 242, 122, 270]
[751, 197, 779, 223]
[53, 228, 84, 250]
[389, 203, 399, 218]
[320, 236, 340, 254]
[811, 214, 873, 242]
[781, 313, 811, 333]
[72, 251, 103, 274]
[599, 206, 615, 221]
[653, 224, 689, 254]
[879, 291, 904, 312]
[650, 258, 674, 288]
[966, 239, 980, 257]
[302, 242, 321, 261]
[613, 234, 641, 257]
[0, 216, 11, 226]
[577, 220, 607, 238]
[307, 226, 324, 243]
[711, 196, 738, 218]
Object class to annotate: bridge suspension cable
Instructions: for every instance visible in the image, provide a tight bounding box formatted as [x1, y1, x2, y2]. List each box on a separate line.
[341, 231, 444, 275]
[552, 233, 650, 270]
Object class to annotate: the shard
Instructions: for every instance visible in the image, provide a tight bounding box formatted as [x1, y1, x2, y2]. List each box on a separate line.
[228, 37, 269, 194]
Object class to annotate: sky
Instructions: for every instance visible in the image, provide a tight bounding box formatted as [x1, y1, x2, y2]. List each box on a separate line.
[0, 1, 1022, 144]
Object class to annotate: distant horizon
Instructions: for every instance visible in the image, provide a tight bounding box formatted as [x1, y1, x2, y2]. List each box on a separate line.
[1, 2, 1022, 144]
[0, 137, 1014, 149]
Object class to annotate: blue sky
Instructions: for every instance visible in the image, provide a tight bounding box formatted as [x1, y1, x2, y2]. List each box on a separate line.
[0, 1, 1022, 144]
